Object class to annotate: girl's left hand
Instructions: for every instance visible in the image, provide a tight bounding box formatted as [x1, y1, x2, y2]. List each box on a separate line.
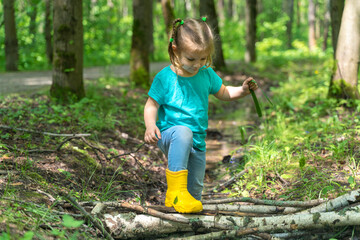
[242, 77, 259, 94]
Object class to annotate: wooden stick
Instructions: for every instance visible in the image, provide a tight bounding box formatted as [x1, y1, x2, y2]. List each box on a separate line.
[0, 125, 90, 137]
[206, 168, 249, 193]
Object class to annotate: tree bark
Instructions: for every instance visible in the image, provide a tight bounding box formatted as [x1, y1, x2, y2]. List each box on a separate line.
[329, 0, 344, 56]
[130, 0, 152, 88]
[322, 0, 331, 51]
[328, 0, 360, 99]
[3, 0, 19, 71]
[44, 0, 53, 65]
[161, 0, 175, 38]
[199, 0, 226, 70]
[308, 0, 317, 51]
[104, 206, 360, 238]
[227, 0, 234, 20]
[28, 0, 39, 45]
[51, 0, 85, 101]
[245, 0, 257, 63]
[284, 0, 294, 49]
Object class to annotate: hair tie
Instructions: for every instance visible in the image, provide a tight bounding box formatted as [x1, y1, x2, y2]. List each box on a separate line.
[169, 38, 174, 43]
[202, 17, 207, 22]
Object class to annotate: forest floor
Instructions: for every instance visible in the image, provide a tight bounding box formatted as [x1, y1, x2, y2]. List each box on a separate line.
[0, 59, 359, 239]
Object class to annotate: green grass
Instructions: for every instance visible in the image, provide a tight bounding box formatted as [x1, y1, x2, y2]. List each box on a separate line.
[229, 51, 360, 200]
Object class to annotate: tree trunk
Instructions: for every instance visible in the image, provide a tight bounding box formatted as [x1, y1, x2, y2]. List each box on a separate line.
[3, 0, 19, 71]
[28, 0, 39, 45]
[296, 0, 301, 28]
[161, 0, 175, 38]
[227, 0, 234, 20]
[308, 0, 316, 51]
[328, 0, 360, 99]
[322, 0, 331, 51]
[199, 0, 226, 70]
[245, 0, 257, 63]
[330, 0, 344, 56]
[51, 0, 85, 101]
[130, 0, 152, 88]
[217, 0, 225, 25]
[44, 0, 53, 65]
[284, 0, 294, 49]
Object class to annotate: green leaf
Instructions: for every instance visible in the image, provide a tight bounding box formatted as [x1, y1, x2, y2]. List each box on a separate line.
[173, 196, 178, 205]
[250, 89, 262, 118]
[348, 176, 355, 185]
[62, 214, 84, 228]
[281, 174, 294, 179]
[20, 231, 34, 240]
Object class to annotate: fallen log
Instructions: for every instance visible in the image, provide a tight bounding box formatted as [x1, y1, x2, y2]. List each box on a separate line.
[104, 206, 360, 239]
[297, 188, 360, 214]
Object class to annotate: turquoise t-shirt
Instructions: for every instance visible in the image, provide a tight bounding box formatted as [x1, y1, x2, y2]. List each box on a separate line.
[148, 65, 223, 151]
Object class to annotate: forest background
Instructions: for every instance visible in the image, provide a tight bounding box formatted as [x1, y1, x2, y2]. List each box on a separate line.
[0, 0, 360, 239]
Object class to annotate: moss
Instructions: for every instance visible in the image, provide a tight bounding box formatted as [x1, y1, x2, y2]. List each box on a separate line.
[65, 144, 101, 171]
[312, 212, 321, 224]
[50, 82, 85, 102]
[57, 24, 71, 34]
[329, 78, 360, 100]
[27, 172, 47, 185]
[130, 66, 150, 88]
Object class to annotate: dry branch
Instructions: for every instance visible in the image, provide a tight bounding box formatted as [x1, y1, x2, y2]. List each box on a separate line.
[202, 197, 325, 208]
[0, 125, 90, 137]
[206, 168, 249, 193]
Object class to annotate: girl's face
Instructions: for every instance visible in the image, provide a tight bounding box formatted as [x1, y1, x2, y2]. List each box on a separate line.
[173, 44, 209, 77]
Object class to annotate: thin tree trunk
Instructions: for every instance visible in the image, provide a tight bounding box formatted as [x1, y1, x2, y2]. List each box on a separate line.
[199, 0, 226, 70]
[329, 0, 344, 56]
[322, 0, 331, 51]
[328, 0, 360, 99]
[44, 0, 53, 65]
[296, 0, 301, 28]
[217, 0, 225, 25]
[3, 0, 19, 71]
[245, 0, 257, 63]
[51, 0, 85, 101]
[227, 0, 234, 20]
[308, 0, 316, 51]
[28, 0, 39, 45]
[130, 0, 152, 87]
[161, 0, 175, 38]
[284, 0, 294, 49]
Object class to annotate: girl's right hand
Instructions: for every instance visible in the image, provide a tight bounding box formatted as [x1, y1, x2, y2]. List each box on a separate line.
[144, 125, 162, 144]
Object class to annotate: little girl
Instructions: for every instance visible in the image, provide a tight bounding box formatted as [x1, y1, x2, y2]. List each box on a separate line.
[144, 17, 258, 213]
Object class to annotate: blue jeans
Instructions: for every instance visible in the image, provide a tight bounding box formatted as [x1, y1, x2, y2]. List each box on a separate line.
[157, 125, 206, 200]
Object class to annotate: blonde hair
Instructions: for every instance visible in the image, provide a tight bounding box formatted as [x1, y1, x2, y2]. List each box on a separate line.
[168, 18, 215, 69]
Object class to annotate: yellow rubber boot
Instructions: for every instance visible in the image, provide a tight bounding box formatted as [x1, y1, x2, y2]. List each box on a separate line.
[165, 169, 203, 213]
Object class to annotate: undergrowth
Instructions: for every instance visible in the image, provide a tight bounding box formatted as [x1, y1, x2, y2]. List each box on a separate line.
[229, 52, 360, 201]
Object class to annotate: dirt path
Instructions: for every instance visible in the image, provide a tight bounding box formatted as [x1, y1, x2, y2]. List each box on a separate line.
[0, 62, 169, 96]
